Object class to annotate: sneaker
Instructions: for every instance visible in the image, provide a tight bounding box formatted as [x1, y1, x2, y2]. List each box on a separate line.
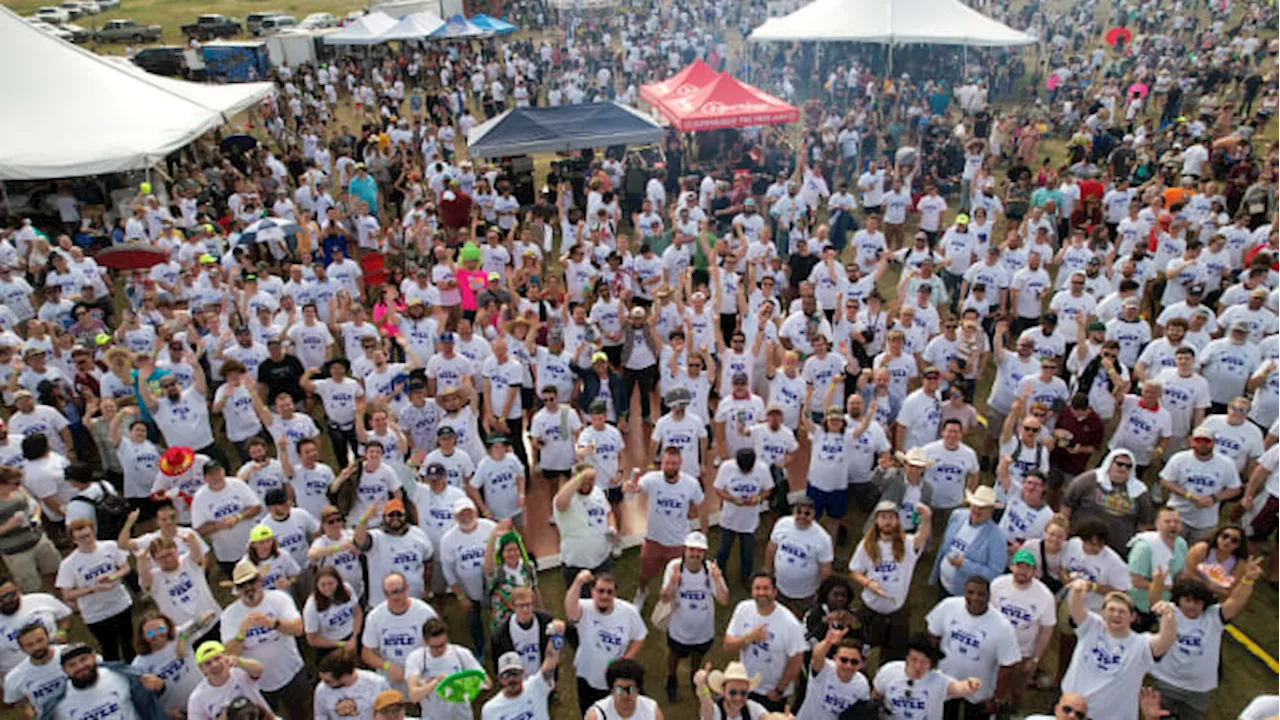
[665, 676, 677, 702]
[633, 587, 648, 608]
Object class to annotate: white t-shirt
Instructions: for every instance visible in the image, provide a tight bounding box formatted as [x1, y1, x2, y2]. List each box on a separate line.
[404, 643, 484, 720]
[54, 542, 131, 624]
[187, 667, 270, 720]
[131, 641, 203, 713]
[1061, 612, 1155, 720]
[573, 600, 647, 690]
[190, 479, 262, 562]
[360, 599, 438, 690]
[796, 660, 870, 720]
[0, 594, 72, 673]
[726, 600, 807, 696]
[311, 378, 363, 427]
[661, 559, 727, 646]
[148, 554, 220, 626]
[219, 590, 304, 692]
[52, 667, 138, 720]
[480, 673, 552, 720]
[1160, 450, 1241, 528]
[472, 454, 526, 520]
[1150, 606, 1225, 693]
[714, 462, 772, 534]
[873, 662, 952, 720]
[636, 471, 704, 546]
[313, 669, 389, 720]
[440, 519, 497, 600]
[528, 406, 582, 471]
[363, 527, 434, 606]
[921, 440, 980, 509]
[302, 583, 360, 643]
[848, 535, 925, 614]
[925, 600, 1020, 702]
[769, 517, 834, 599]
[988, 575, 1057, 658]
[4, 645, 68, 713]
[651, 413, 707, 475]
[154, 388, 214, 449]
[1061, 538, 1132, 612]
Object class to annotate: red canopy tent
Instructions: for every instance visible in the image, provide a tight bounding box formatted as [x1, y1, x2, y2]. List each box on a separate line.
[638, 59, 719, 110]
[658, 72, 798, 132]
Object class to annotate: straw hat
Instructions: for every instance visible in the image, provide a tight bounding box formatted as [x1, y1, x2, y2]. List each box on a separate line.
[895, 448, 934, 468]
[707, 662, 762, 694]
[965, 485, 998, 508]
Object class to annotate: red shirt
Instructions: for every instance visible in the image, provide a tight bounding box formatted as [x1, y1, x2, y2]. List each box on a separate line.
[1050, 408, 1105, 475]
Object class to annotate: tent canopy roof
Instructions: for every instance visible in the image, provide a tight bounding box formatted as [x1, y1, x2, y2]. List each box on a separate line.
[323, 11, 398, 44]
[658, 73, 798, 132]
[379, 11, 445, 40]
[0, 5, 230, 180]
[431, 14, 492, 38]
[105, 56, 274, 118]
[466, 102, 663, 159]
[639, 59, 719, 108]
[750, 0, 1036, 46]
[469, 13, 516, 35]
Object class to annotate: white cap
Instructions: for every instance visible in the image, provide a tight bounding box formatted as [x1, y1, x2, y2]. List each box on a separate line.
[684, 531, 709, 550]
[452, 497, 477, 515]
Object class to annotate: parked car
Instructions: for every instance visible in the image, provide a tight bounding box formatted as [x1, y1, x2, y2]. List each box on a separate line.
[77, 1, 101, 14]
[60, 22, 90, 42]
[94, 0, 119, 8]
[91, 18, 162, 42]
[34, 7, 71, 24]
[28, 18, 74, 40]
[56, 2, 82, 19]
[132, 46, 191, 77]
[244, 11, 283, 34]
[299, 12, 335, 28]
[181, 13, 241, 40]
[257, 15, 296, 34]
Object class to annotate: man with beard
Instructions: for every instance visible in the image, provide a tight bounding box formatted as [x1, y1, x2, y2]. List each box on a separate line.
[480, 645, 562, 720]
[354, 499, 433, 607]
[3, 623, 68, 716]
[552, 466, 616, 589]
[564, 570, 646, 716]
[46, 644, 165, 720]
[219, 558, 309, 720]
[137, 355, 218, 464]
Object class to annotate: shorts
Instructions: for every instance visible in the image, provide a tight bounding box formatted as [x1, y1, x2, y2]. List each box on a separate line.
[639, 539, 684, 580]
[603, 344, 623, 366]
[1246, 494, 1279, 540]
[521, 387, 536, 412]
[605, 487, 624, 505]
[667, 637, 713, 657]
[1, 535, 61, 592]
[985, 409, 1008, 441]
[806, 485, 848, 520]
[541, 468, 572, 482]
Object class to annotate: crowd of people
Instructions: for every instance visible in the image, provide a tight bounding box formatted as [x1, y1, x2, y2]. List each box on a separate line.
[1, 0, 1279, 718]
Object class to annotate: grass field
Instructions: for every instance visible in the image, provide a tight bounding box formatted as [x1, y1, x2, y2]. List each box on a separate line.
[0, 0, 1276, 717]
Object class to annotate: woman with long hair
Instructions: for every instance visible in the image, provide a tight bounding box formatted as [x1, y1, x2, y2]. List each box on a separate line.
[848, 499, 932, 662]
[484, 521, 542, 631]
[802, 575, 858, 652]
[1182, 524, 1250, 600]
[303, 566, 362, 662]
[131, 608, 214, 716]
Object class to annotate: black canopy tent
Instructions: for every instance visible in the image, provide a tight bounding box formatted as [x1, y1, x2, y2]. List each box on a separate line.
[465, 102, 665, 159]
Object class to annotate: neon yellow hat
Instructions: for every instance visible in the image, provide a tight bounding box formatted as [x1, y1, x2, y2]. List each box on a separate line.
[249, 524, 274, 543]
[195, 641, 225, 664]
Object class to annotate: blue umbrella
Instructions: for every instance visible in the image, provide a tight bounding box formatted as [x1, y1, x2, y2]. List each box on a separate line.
[238, 216, 300, 245]
[469, 14, 516, 35]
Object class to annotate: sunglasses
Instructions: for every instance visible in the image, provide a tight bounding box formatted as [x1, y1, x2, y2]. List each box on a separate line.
[594, 587, 615, 595]
[386, 586, 407, 595]
[1023, 425, 1039, 431]
[500, 669, 523, 678]
[1061, 705, 1088, 719]
[1221, 534, 1243, 544]
[612, 685, 638, 697]
[145, 626, 168, 638]
[384, 512, 406, 519]
[1113, 461, 1133, 469]
[324, 517, 343, 525]
[726, 689, 749, 698]
[837, 657, 861, 666]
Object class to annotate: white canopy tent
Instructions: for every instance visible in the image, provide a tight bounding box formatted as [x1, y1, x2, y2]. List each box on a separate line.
[104, 57, 275, 119]
[0, 5, 230, 181]
[323, 11, 398, 45]
[749, 0, 1036, 47]
[378, 11, 446, 40]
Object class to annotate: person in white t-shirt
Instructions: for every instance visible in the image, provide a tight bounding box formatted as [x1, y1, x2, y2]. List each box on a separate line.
[625, 447, 707, 608]
[563, 570, 647, 717]
[404, 617, 486, 720]
[849, 499, 932, 661]
[872, 633, 983, 720]
[724, 571, 807, 708]
[766, 497, 835, 604]
[219, 558, 308, 719]
[482, 645, 560, 720]
[712, 449, 773, 583]
[989, 550, 1056, 710]
[49, 645, 165, 720]
[795, 624, 872, 720]
[190, 463, 263, 578]
[1160, 429, 1243, 538]
[136, 533, 219, 629]
[55, 519, 133, 662]
[313, 647, 389, 720]
[360, 572, 438, 695]
[1149, 559, 1265, 720]
[1060, 579, 1178, 720]
[658, 531, 729, 702]
[925, 576, 1021, 714]
[187, 641, 270, 720]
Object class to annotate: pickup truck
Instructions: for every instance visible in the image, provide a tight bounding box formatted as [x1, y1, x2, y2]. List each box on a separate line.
[181, 14, 241, 40]
[92, 18, 162, 42]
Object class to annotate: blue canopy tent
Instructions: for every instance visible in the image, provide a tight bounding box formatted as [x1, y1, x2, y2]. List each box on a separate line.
[469, 14, 516, 35]
[431, 14, 493, 38]
[466, 102, 664, 159]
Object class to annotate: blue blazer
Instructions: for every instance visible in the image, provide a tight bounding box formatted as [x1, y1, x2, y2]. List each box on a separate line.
[929, 509, 1007, 591]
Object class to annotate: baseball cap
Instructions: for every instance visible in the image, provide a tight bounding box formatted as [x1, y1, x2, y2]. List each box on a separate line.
[248, 525, 274, 543]
[591, 351, 609, 364]
[732, 372, 749, 384]
[684, 531, 709, 550]
[955, 213, 970, 224]
[373, 691, 408, 712]
[195, 641, 226, 664]
[1011, 549, 1037, 567]
[424, 462, 446, 478]
[588, 399, 607, 415]
[1191, 427, 1215, 441]
[872, 499, 898, 515]
[497, 652, 524, 675]
[384, 498, 406, 515]
[452, 497, 477, 516]
[264, 488, 288, 506]
[437, 426, 457, 438]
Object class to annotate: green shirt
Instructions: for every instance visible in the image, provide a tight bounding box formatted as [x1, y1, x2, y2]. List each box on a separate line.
[1126, 531, 1188, 612]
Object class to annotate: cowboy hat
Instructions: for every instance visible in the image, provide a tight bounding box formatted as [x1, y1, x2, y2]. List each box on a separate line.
[159, 446, 195, 477]
[707, 662, 762, 694]
[965, 485, 998, 508]
[895, 448, 934, 468]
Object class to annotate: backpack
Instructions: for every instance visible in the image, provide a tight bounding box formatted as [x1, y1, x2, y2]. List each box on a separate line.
[71, 482, 130, 541]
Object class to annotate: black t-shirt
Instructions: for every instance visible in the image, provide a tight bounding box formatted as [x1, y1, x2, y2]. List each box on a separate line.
[258, 355, 305, 404]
